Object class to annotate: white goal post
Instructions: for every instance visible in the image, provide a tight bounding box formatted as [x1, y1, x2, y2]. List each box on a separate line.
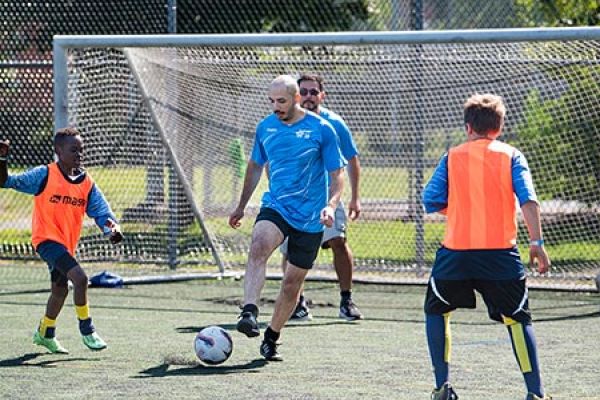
[53, 27, 600, 290]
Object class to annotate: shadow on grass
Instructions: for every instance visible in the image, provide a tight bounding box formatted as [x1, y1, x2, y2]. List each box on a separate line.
[135, 358, 268, 378]
[176, 319, 353, 334]
[0, 352, 100, 368]
[535, 309, 600, 323]
[0, 288, 50, 296]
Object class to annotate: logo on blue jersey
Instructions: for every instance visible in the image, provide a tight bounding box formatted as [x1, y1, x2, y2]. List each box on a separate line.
[295, 129, 312, 139]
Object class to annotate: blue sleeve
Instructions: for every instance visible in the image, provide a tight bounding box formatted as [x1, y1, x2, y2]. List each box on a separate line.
[86, 184, 118, 234]
[331, 119, 359, 161]
[512, 150, 538, 206]
[250, 123, 267, 166]
[2, 165, 47, 195]
[423, 153, 449, 213]
[321, 121, 347, 172]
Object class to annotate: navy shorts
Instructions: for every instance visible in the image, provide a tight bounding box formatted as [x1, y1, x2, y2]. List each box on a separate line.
[36, 240, 79, 285]
[424, 246, 531, 323]
[256, 208, 323, 270]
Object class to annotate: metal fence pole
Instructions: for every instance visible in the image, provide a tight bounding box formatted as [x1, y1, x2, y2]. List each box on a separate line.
[412, 0, 426, 276]
[167, 0, 179, 269]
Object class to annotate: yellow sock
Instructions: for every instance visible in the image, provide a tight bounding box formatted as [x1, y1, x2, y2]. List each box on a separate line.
[75, 304, 90, 320]
[39, 315, 56, 337]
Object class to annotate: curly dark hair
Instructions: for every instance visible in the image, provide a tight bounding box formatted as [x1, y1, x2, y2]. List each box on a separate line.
[54, 127, 81, 147]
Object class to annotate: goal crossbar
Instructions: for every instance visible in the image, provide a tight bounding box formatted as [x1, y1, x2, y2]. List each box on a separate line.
[52, 27, 600, 290]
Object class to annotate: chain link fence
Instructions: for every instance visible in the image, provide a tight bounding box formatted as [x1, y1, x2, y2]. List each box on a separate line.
[1, 1, 598, 288]
[3, 1, 592, 167]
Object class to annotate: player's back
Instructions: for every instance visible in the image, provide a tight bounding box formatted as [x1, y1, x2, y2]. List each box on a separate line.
[444, 139, 517, 250]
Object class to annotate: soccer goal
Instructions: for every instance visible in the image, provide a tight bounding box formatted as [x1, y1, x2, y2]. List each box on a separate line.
[53, 27, 600, 290]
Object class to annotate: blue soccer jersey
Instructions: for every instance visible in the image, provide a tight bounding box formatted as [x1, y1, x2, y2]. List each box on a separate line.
[251, 111, 346, 233]
[319, 107, 358, 161]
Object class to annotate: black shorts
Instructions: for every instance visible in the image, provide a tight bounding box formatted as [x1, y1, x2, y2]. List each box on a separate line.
[424, 277, 531, 324]
[256, 208, 323, 270]
[36, 240, 79, 285]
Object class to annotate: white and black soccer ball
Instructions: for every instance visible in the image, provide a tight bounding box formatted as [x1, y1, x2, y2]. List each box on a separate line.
[194, 326, 233, 365]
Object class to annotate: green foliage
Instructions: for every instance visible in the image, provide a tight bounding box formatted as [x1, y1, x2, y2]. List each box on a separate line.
[513, 65, 600, 205]
[178, 0, 371, 33]
[515, 0, 600, 26]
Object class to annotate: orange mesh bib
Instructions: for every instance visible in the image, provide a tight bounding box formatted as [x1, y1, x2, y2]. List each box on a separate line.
[32, 163, 94, 255]
[443, 139, 518, 250]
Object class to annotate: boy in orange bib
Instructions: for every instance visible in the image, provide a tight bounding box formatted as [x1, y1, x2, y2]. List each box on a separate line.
[0, 127, 123, 353]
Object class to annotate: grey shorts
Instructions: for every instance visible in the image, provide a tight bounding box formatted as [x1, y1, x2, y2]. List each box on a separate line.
[280, 202, 347, 256]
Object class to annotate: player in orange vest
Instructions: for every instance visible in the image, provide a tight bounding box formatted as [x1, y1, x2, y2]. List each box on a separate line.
[0, 127, 123, 354]
[422, 94, 551, 400]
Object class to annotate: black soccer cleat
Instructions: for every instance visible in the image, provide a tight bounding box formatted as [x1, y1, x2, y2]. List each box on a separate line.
[339, 298, 364, 321]
[289, 299, 312, 322]
[525, 393, 552, 400]
[431, 382, 458, 400]
[260, 338, 283, 361]
[236, 311, 260, 338]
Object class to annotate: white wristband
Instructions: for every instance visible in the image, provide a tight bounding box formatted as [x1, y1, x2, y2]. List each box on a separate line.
[530, 239, 544, 246]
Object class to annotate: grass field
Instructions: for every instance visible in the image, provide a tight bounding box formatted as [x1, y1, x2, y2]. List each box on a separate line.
[1, 264, 599, 400]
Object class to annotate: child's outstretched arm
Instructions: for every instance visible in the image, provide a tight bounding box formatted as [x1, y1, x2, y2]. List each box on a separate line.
[0, 140, 47, 194]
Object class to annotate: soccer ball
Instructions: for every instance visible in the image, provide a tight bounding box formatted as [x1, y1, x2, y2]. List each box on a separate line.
[194, 326, 233, 365]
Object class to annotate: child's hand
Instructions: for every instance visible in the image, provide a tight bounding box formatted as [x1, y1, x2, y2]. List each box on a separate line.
[109, 228, 123, 244]
[104, 219, 123, 244]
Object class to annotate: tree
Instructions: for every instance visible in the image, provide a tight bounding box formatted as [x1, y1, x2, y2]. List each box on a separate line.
[515, 71, 600, 206]
[513, 0, 600, 206]
[515, 0, 600, 27]
[177, 0, 371, 33]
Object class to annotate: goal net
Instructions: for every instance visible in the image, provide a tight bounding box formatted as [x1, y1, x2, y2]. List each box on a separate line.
[53, 29, 600, 290]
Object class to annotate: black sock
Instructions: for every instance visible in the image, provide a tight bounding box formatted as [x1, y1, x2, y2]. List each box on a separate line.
[298, 294, 305, 304]
[265, 326, 280, 342]
[242, 303, 259, 317]
[44, 326, 56, 339]
[341, 290, 352, 302]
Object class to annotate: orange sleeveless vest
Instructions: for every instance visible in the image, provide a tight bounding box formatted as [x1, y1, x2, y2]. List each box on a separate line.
[32, 163, 94, 255]
[443, 139, 518, 250]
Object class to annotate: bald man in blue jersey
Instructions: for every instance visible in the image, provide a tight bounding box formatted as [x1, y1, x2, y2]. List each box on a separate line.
[229, 75, 346, 361]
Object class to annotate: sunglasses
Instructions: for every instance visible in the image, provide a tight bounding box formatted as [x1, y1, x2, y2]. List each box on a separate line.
[299, 88, 320, 96]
